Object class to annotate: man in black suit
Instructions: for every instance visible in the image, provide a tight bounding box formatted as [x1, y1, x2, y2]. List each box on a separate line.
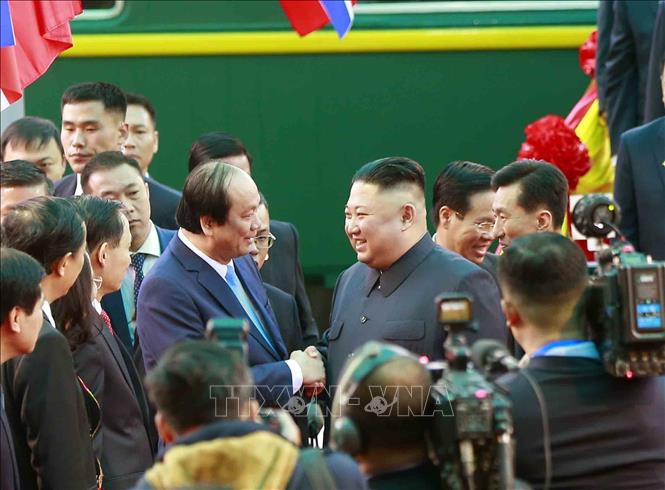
[122, 92, 182, 230]
[596, 0, 659, 153]
[496, 233, 665, 489]
[322, 157, 506, 387]
[614, 66, 665, 261]
[1, 197, 97, 490]
[1, 249, 46, 490]
[645, 1, 665, 123]
[187, 131, 319, 345]
[54, 82, 180, 229]
[81, 152, 176, 352]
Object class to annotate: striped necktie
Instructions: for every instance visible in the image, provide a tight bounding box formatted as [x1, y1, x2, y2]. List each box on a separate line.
[130, 252, 146, 307]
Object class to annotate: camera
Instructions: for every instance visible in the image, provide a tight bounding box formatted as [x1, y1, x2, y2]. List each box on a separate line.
[572, 194, 665, 377]
[427, 294, 515, 490]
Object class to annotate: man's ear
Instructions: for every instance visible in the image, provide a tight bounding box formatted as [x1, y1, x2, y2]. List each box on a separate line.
[200, 216, 216, 237]
[400, 203, 416, 230]
[54, 252, 73, 278]
[501, 298, 522, 329]
[118, 121, 129, 148]
[155, 411, 176, 444]
[153, 130, 159, 154]
[95, 242, 109, 269]
[536, 209, 553, 232]
[144, 180, 150, 200]
[7, 306, 22, 334]
[438, 206, 454, 229]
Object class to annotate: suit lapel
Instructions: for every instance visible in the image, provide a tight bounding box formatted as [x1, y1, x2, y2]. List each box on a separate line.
[172, 237, 283, 360]
[98, 321, 133, 389]
[651, 118, 665, 192]
[100, 291, 132, 350]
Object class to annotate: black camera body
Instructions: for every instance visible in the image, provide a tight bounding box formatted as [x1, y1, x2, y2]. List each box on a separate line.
[427, 294, 514, 490]
[573, 194, 665, 378]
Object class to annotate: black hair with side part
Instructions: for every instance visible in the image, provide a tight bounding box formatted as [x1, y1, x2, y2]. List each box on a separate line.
[187, 131, 253, 173]
[145, 341, 253, 433]
[431, 160, 494, 227]
[491, 159, 568, 228]
[497, 232, 587, 304]
[1, 196, 85, 274]
[81, 151, 143, 192]
[352, 156, 425, 193]
[75, 195, 125, 252]
[1, 116, 64, 161]
[0, 248, 45, 323]
[125, 92, 156, 125]
[61, 81, 127, 117]
[0, 159, 53, 194]
[176, 161, 234, 233]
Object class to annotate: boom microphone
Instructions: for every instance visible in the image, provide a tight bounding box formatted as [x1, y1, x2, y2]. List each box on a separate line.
[471, 340, 520, 376]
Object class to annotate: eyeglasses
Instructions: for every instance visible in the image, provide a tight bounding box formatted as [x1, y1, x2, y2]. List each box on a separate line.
[454, 211, 495, 233]
[253, 233, 276, 250]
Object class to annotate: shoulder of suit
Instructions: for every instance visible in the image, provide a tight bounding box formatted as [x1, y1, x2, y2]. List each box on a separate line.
[264, 282, 294, 302]
[146, 176, 182, 198]
[622, 116, 665, 144]
[429, 244, 486, 275]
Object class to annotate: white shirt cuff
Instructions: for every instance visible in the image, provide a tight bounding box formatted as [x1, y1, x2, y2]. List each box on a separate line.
[285, 359, 303, 393]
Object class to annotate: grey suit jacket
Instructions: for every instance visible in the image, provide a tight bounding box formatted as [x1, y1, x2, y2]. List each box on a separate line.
[614, 116, 665, 260]
[321, 235, 507, 385]
[74, 317, 154, 489]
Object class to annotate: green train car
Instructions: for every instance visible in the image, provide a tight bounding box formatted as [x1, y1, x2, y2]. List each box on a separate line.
[24, 0, 597, 324]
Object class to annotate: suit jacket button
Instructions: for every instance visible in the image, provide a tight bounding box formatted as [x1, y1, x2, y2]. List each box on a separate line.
[361, 315, 367, 324]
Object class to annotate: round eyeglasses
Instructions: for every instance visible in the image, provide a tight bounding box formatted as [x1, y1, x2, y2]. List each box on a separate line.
[253, 233, 276, 250]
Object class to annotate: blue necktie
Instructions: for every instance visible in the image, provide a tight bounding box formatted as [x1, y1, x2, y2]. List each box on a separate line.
[225, 263, 277, 355]
[130, 252, 146, 307]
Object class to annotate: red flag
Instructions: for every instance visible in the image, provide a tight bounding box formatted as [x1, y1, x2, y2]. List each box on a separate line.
[1, 0, 82, 109]
[279, 1, 330, 37]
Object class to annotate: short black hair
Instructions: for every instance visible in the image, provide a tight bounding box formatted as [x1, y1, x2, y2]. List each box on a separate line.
[1, 196, 85, 274]
[61, 81, 127, 118]
[431, 160, 494, 227]
[177, 161, 235, 233]
[352, 156, 425, 193]
[81, 151, 143, 192]
[1, 116, 64, 161]
[491, 159, 568, 228]
[187, 132, 253, 173]
[1, 248, 45, 323]
[145, 341, 253, 433]
[125, 92, 156, 126]
[0, 159, 53, 194]
[498, 232, 587, 305]
[74, 195, 125, 251]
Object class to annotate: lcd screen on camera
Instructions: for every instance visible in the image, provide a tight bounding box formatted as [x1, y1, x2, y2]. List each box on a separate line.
[636, 303, 663, 331]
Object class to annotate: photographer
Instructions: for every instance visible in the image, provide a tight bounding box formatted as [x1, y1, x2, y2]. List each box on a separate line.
[496, 233, 665, 489]
[331, 342, 440, 490]
[132, 341, 366, 489]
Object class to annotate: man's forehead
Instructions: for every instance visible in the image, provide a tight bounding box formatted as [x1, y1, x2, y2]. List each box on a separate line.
[126, 105, 154, 126]
[88, 167, 143, 188]
[62, 100, 121, 122]
[493, 183, 521, 208]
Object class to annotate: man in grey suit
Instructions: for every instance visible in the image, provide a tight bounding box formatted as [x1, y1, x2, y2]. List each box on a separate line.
[321, 157, 506, 386]
[615, 63, 665, 261]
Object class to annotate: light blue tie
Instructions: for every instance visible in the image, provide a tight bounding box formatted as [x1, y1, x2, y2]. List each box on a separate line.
[225, 263, 277, 355]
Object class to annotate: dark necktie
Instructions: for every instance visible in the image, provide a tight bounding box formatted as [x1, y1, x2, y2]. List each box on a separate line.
[130, 252, 146, 307]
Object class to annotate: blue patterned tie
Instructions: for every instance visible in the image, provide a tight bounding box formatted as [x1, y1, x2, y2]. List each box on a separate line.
[130, 253, 146, 307]
[225, 264, 277, 355]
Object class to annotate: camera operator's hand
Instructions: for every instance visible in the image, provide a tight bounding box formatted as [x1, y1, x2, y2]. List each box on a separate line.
[290, 350, 326, 393]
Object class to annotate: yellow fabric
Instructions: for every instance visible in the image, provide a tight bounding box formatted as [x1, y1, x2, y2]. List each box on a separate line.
[144, 431, 299, 490]
[574, 99, 614, 194]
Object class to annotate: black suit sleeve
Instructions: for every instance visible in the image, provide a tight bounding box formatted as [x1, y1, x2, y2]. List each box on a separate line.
[286, 223, 319, 346]
[596, 0, 615, 113]
[456, 268, 508, 345]
[614, 135, 640, 249]
[12, 330, 97, 489]
[645, 1, 665, 123]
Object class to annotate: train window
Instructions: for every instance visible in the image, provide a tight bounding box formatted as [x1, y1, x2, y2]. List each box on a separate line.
[355, 0, 597, 14]
[79, 0, 125, 21]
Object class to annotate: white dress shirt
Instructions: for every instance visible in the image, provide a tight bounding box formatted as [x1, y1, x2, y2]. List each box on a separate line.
[41, 300, 56, 329]
[177, 230, 303, 392]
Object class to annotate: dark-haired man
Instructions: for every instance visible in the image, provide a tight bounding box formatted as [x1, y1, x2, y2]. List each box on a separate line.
[82, 151, 175, 352]
[432, 160, 498, 275]
[55, 82, 180, 229]
[0, 159, 51, 219]
[491, 159, 568, 251]
[132, 341, 366, 489]
[1, 248, 45, 490]
[322, 157, 506, 387]
[187, 131, 319, 347]
[496, 233, 665, 489]
[137, 162, 325, 406]
[122, 93, 159, 176]
[1, 116, 66, 181]
[1, 197, 97, 490]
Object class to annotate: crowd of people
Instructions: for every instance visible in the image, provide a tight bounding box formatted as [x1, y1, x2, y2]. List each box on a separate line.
[0, 7, 664, 487]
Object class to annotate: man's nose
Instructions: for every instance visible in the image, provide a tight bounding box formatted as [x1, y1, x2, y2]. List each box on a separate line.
[71, 129, 85, 148]
[123, 132, 136, 149]
[492, 219, 504, 239]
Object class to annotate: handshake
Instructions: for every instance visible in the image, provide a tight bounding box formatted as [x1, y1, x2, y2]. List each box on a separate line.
[290, 346, 326, 396]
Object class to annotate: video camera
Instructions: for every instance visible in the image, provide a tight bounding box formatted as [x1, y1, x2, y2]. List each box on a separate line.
[572, 194, 665, 377]
[427, 294, 516, 490]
